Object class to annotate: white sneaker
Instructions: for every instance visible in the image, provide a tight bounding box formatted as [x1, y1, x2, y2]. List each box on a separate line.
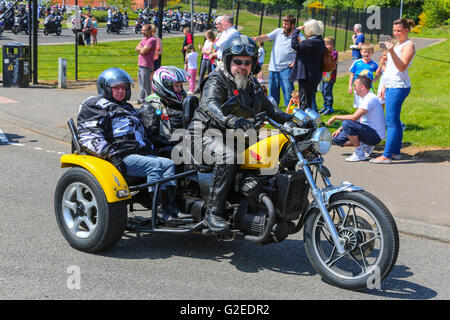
[345, 153, 368, 162]
[363, 145, 376, 157]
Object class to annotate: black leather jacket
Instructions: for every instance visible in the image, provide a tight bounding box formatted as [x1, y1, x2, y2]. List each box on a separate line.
[138, 95, 184, 151]
[188, 65, 292, 135]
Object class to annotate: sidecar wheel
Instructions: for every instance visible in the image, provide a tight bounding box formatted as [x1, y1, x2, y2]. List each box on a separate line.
[303, 191, 399, 291]
[54, 167, 127, 253]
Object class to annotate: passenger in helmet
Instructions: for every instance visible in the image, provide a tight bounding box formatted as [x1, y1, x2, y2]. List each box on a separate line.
[188, 34, 294, 232]
[77, 67, 190, 226]
[139, 66, 199, 158]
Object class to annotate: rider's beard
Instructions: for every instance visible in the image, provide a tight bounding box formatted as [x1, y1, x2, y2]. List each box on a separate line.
[234, 71, 249, 90]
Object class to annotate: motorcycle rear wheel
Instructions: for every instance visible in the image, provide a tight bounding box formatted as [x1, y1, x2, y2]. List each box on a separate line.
[303, 191, 399, 291]
[54, 167, 127, 253]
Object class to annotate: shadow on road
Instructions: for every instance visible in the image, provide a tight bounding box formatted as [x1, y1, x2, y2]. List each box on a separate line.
[99, 234, 437, 298]
[360, 265, 438, 299]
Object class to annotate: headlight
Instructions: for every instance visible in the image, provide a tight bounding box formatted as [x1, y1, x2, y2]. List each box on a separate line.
[311, 127, 332, 155]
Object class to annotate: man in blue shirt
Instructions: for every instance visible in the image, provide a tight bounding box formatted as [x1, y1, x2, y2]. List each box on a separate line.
[350, 24, 365, 60]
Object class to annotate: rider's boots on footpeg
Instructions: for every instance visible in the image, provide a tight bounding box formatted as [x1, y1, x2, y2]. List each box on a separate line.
[204, 211, 230, 232]
[158, 187, 192, 226]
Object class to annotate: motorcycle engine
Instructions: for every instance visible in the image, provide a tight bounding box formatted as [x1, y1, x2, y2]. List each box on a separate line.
[233, 199, 266, 237]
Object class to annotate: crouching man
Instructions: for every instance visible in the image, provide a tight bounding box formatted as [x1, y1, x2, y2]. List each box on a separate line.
[327, 75, 385, 162]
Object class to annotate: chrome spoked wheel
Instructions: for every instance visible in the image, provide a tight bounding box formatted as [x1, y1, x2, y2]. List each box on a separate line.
[304, 191, 399, 290]
[62, 182, 99, 239]
[312, 200, 382, 280]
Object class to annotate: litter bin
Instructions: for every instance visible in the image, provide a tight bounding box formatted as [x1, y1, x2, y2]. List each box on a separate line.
[2, 42, 30, 88]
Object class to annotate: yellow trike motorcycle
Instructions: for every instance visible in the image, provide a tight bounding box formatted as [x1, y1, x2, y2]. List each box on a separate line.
[54, 97, 399, 290]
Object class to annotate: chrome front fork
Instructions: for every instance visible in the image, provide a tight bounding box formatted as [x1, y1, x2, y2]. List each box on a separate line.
[292, 140, 347, 255]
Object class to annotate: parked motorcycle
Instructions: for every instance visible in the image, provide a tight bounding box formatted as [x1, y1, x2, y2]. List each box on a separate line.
[12, 14, 28, 34]
[106, 15, 122, 34]
[54, 96, 399, 291]
[43, 15, 62, 36]
[134, 18, 142, 34]
[162, 17, 171, 33]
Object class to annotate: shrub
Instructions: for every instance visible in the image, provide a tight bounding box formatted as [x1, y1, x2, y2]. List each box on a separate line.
[422, 0, 450, 27]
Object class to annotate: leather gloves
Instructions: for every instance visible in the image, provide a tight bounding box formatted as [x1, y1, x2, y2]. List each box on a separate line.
[228, 117, 255, 131]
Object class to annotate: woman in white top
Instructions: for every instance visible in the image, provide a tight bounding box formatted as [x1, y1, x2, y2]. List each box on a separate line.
[370, 18, 416, 164]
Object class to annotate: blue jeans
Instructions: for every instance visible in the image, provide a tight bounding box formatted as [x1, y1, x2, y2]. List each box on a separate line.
[269, 68, 294, 107]
[311, 81, 335, 112]
[122, 154, 176, 192]
[333, 120, 381, 147]
[322, 81, 335, 111]
[383, 87, 411, 158]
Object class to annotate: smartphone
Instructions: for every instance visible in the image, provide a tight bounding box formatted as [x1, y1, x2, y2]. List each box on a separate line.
[379, 42, 387, 49]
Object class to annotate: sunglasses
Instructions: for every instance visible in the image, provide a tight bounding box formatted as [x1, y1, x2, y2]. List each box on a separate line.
[231, 59, 252, 66]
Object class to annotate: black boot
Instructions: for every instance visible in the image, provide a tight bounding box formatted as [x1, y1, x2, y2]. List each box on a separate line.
[157, 187, 191, 226]
[204, 211, 230, 232]
[203, 164, 236, 232]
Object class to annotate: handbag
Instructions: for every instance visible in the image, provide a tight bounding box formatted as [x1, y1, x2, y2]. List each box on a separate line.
[321, 49, 336, 73]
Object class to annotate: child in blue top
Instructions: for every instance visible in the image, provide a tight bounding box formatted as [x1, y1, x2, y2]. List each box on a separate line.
[348, 43, 378, 108]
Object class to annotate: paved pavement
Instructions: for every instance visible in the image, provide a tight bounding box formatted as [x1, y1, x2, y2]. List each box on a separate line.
[0, 37, 448, 243]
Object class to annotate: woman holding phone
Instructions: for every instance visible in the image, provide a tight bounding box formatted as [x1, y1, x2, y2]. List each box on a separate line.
[370, 18, 416, 164]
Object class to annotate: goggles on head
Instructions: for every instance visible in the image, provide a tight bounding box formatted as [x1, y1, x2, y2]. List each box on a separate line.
[230, 43, 255, 57]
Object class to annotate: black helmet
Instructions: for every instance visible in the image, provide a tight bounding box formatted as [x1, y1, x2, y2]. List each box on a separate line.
[222, 34, 260, 75]
[97, 68, 134, 102]
[152, 66, 189, 106]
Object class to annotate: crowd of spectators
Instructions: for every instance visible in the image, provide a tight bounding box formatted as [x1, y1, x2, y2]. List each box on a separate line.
[133, 12, 415, 165]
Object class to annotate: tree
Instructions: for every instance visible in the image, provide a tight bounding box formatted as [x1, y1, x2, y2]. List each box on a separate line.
[422, 0, 450, 27]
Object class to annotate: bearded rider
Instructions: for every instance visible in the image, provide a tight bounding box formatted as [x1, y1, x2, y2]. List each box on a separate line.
[188, 35, 294, 232]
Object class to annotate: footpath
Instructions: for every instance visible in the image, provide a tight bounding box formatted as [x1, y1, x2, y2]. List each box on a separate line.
[0, 37, 448, 243]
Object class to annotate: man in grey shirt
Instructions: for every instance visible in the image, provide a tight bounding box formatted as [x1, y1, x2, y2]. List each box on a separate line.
[253, 15, 299, 107]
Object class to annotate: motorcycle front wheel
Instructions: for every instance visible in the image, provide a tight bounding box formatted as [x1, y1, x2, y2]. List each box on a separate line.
[304, 191, 399, 291]
[12, 25, 18, 34]
[54, 167, 127, 253]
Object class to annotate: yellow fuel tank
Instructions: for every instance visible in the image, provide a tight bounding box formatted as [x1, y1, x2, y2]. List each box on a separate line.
[239, 133, 289, 170]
